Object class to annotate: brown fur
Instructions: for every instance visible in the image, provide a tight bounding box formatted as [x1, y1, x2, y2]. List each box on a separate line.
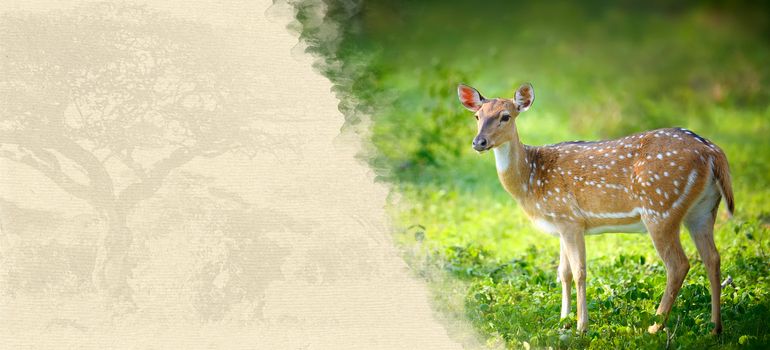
[459, 83, 733, 334]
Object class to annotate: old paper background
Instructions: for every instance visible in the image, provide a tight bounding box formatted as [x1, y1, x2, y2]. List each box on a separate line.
[0, 0, 465, 348]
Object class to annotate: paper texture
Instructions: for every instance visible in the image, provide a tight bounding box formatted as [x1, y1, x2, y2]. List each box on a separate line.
[0, 1, 461, 348]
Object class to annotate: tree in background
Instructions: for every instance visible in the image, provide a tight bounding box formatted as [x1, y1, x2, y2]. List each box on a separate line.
[0, 2, 271, 307]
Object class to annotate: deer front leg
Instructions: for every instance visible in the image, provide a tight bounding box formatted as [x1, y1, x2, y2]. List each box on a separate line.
[558, 238, 573, 320]
[561, 231, 588, 332]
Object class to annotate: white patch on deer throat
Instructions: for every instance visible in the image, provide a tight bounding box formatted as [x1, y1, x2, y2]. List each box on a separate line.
[493, 142, 511, 172]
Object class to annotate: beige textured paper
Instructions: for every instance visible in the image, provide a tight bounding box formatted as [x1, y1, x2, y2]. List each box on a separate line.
[0, 1, 462, 348]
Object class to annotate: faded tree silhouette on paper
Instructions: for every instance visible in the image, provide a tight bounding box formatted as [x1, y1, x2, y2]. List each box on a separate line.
[0, 3, 273, 307]
[129, 171, 290, 322]
[0, 171, 290, 323]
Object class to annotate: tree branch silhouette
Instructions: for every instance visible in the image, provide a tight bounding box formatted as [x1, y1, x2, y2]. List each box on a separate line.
[0, 2, 274, 305]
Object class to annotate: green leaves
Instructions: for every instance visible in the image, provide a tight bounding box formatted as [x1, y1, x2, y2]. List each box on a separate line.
[399, 218, 770, 348]
[392, 178, 770, 348]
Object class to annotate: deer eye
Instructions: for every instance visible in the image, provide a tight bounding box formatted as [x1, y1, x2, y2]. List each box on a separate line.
[501, 114, 511, 122]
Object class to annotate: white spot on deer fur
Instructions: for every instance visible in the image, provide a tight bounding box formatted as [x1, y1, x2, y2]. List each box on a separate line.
[656, 153, 663, 159]
[666, 152, 671, 156]
[655, 188, 662, 195]
[583, 207, 643, 219]
[670, 162, 676, 166]
[664, 171, 669, 177]
[672, 169, 699, 209]
[493, 142, 511, 172]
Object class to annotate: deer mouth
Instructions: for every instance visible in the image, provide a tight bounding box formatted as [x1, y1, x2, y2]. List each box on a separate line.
[472, 143, 493, 153]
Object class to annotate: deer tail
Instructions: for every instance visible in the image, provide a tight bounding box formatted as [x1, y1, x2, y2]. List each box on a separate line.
[712, 149, 735, 218]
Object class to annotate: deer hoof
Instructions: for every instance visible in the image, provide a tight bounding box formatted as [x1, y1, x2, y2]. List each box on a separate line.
[648, 323, 663, 334]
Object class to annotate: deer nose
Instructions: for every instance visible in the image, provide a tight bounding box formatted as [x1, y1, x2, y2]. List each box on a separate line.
[472, 136, 489, 151]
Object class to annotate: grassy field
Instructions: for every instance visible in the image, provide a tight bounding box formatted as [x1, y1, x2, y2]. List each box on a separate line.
[296, 0, 770, 348]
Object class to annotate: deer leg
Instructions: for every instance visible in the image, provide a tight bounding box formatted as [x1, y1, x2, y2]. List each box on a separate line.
[647, 221, 690, 334]
[686, 205, 722, 334]
[561, 231, 587, 332]
[558, 238, 573, 319]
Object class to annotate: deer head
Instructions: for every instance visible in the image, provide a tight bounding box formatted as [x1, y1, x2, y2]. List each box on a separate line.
[457, 83, 534, 152]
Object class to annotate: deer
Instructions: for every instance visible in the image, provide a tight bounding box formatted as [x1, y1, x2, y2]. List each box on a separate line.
[457, 83, 734, 335]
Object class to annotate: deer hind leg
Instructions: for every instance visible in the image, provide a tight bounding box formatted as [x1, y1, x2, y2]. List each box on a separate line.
[685, 186, 722, 334]
[646, 218, 690, 334]
[558, 238, 573, 320]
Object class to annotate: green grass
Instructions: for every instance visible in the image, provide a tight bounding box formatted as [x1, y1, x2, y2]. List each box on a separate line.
[295, 0, 770, 348]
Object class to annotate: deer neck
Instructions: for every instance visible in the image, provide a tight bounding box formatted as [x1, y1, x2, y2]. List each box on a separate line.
[492, 128, 531, 200]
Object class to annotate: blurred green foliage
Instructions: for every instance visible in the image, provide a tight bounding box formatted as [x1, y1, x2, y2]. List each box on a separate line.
[293, 0, 770, 348]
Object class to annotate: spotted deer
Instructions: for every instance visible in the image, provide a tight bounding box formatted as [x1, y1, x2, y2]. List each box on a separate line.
[457, 83, 734, 334]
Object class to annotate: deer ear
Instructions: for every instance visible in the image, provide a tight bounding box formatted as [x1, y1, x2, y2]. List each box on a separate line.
[457, 84, 485, 112]
[514, 83, 534, 112]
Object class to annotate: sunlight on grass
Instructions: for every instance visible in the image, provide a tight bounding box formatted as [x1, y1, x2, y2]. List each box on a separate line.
[295, 0, 770, 347]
